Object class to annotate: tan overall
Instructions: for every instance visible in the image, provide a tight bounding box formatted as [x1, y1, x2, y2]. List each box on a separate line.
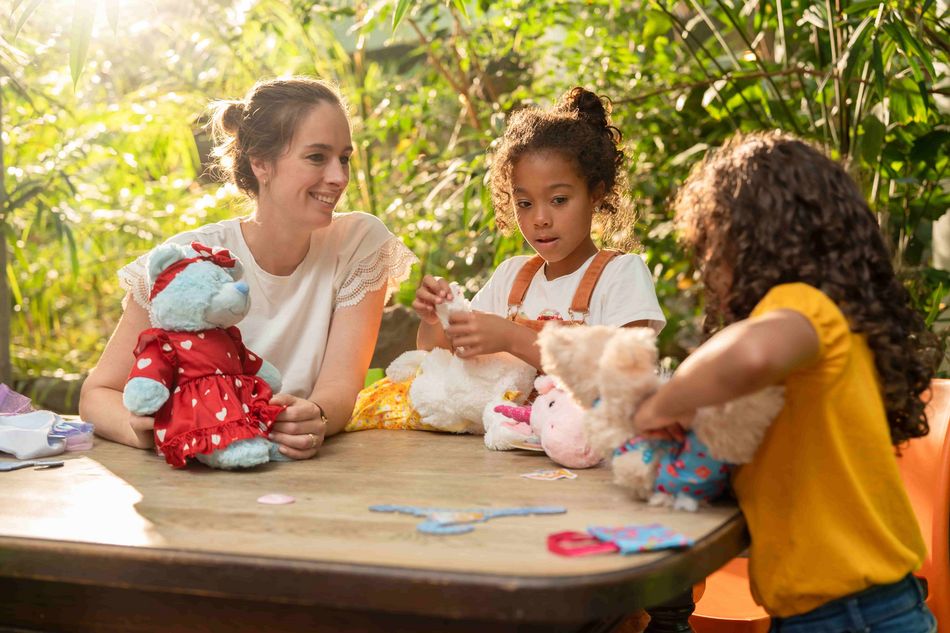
[506, 249, 621, 330]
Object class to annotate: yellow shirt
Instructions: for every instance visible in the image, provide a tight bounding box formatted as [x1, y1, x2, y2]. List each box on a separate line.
[733, 283, 925, 617]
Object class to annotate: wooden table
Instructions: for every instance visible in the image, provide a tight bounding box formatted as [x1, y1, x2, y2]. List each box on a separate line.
[0, 431, 748, 632]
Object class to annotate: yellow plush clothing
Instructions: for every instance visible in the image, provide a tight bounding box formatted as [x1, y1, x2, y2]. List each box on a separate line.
[345, 377, 440, 432]
[733, 283, 925, 617]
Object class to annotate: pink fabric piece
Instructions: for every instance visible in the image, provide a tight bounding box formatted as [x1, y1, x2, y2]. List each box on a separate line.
[0, 384, 32, 416]
[257, 493, 295, 505]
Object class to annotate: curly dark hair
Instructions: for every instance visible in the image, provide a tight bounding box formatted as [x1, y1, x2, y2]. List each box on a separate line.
[674, 130, 939, 446]
[488, 86, 635, 248]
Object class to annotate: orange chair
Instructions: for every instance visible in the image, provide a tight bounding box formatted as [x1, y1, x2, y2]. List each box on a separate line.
[689, 556, 769, 633]
[897, 378, 950, 629]
[691, 378, 950, 632]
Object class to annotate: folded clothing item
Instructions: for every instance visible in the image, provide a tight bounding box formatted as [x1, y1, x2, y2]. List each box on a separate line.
[0, 411, 94, 460]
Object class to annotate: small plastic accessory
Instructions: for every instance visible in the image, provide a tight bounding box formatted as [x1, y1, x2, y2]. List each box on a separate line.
[370, 504, 567, 535]
[51, 419, 95, 451]
[0, 459, 65, 472]
[547, 531, 620, 557]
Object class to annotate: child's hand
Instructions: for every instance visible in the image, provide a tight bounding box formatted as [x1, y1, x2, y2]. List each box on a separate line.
[129, 414, 156, 447]
[632, 393, 694, 442]
[412, 275, 453, 325]
[445, 310, 516, 358]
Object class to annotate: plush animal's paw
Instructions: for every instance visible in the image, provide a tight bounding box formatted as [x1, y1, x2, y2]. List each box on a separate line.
[435, 282, 471, 329]
[385, 350, 428, 383]
[123, 377, 170, 416]
[672, 494, 700, 512]
[693, 385, 786, 464]
[648, 491, 675, 507]
[256, 359, 282, 393]
[610, 451, 658, 501]
[267, 440, 293, 462]
[195, 437, 272, 469]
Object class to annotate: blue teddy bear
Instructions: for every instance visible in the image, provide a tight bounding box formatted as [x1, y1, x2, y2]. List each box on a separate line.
[123, 241, 285, 470]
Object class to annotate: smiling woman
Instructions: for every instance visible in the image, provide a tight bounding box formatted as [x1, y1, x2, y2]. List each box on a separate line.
[78, 76, 417, 463]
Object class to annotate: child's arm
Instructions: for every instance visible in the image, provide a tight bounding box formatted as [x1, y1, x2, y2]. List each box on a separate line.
[445, 311, 542, 369]
[413, 275, 453, 351]
[633, 310, 820, 433]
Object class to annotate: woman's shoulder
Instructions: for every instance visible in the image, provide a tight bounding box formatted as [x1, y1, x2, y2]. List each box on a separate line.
[329, 211, 389, 237]
[162, 218, 243, 249]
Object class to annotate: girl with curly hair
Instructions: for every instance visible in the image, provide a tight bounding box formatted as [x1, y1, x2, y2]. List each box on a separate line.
[414, 86, 664, 368]
[633, 131, 938, 631]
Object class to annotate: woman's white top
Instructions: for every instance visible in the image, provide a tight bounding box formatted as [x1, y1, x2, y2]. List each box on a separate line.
[119, 212, 417, 397]
[469, 253, 665, 332]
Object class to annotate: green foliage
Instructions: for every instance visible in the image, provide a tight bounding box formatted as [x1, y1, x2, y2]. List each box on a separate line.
[3, 0, 948, 380]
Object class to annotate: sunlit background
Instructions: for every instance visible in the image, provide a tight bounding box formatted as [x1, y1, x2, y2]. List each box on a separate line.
[2, 0, 948, 409]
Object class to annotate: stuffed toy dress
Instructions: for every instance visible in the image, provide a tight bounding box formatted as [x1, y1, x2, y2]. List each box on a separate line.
[124, 241, 284, 469]
[128, 326, 282, 467]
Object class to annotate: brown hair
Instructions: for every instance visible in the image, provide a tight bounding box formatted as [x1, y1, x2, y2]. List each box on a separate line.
[488, 87, 634, 247]
[207, 76, 346, 197]
[674, 130, 939, 446]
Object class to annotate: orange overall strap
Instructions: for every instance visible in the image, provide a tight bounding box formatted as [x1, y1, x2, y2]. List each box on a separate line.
[506, 255, 546, 314]
[569, 250, 621, 317]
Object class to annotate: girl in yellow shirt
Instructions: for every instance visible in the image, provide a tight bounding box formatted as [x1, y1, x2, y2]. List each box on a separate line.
[633, 131, 939, 632]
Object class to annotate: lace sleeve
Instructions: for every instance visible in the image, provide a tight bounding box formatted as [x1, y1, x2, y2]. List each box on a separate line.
[118, 256, 151, 309]
[336, 237, 417, 309]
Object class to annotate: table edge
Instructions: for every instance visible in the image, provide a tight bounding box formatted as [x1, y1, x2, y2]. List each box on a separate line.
[0, 511, 748, 622]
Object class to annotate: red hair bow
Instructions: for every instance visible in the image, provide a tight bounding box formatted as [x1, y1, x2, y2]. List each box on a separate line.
[149, 241, 238, 301]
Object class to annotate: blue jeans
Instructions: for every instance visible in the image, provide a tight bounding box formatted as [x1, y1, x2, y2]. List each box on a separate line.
[769, 574, 937, 633]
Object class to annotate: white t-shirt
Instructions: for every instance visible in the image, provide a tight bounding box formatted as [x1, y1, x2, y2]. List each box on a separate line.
[119, 212, 417, 397]
[470, 253, 665, 332]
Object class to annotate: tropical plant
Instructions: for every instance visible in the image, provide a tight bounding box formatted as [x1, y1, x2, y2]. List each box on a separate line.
[3, 0, 948, 406]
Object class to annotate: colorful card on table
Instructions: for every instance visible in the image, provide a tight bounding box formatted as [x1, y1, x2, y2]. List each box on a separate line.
[521, 468, 577, 480]
[587, 524, 694, 554]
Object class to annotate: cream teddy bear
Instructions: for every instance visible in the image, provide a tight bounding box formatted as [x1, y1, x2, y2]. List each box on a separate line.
[538, 325, 784, 511]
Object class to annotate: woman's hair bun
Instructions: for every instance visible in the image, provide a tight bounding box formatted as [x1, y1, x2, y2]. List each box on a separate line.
[218, 100, 247, 135]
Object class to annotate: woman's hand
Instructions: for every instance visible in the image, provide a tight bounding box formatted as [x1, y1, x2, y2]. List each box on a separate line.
[412, 275, 452, 325]
[267, 393, 327, 459]
[445, 310, 517, 358]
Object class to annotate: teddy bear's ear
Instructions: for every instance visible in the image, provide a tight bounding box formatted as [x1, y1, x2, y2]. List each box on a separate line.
[538, 325, 616, 407]
[146, 243, 192, 284]
[226, 256, 244, 280]
[597, 327, 661, 408]
[534, 375, 556, 395]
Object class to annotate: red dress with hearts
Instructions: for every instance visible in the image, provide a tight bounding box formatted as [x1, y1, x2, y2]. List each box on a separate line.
[128, 326, 283, 468]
